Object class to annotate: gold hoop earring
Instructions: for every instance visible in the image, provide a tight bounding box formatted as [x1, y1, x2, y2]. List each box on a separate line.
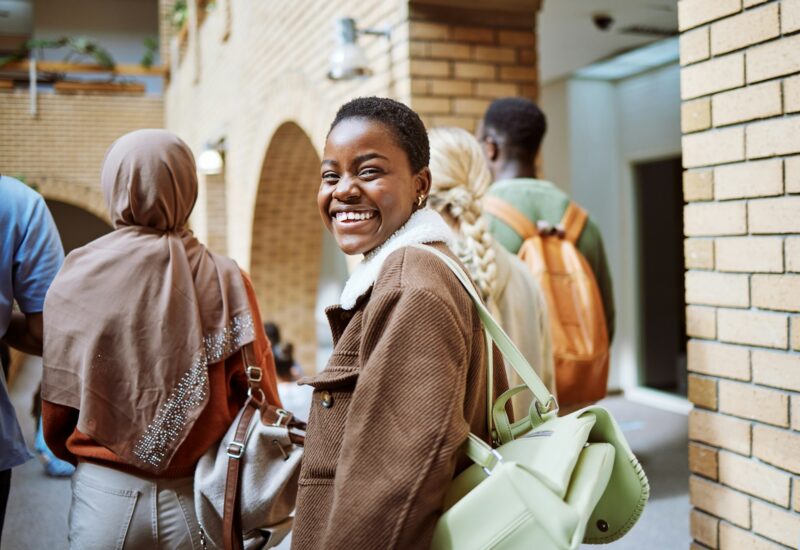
[417, 195, 426, 208]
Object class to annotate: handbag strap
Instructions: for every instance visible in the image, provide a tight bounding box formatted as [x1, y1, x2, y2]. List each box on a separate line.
[222, 343, 265, 550]
[223, 401, 257, 550]
[409, 244, 555, 410]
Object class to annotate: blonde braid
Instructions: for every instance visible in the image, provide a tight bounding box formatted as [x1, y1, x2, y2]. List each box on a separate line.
[428, 127, 498, 303]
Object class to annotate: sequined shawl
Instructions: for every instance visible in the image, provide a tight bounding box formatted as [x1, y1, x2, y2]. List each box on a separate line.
[41, 130, 254, 474]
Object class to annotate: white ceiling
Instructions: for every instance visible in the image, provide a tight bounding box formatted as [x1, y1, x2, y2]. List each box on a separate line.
[538, 0, 678, 84]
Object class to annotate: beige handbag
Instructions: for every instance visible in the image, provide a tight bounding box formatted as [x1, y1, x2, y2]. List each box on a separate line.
[194, 344, 305, 550]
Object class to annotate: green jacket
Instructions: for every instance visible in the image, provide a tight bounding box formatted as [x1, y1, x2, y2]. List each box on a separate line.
[485, 178, 615, 341]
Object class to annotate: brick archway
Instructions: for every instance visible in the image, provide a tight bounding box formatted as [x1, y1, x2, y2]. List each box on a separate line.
[250, 122, 322, 371]
[34, 179, 111, 225]
[45, 199, 113, 254]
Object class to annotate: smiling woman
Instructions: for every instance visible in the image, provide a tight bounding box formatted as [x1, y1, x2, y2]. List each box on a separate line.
[292, 97, 510, 549]
[318, 100, 431, 256]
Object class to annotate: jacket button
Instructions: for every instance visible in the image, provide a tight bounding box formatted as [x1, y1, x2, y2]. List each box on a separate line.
[320, 391, 333, 408]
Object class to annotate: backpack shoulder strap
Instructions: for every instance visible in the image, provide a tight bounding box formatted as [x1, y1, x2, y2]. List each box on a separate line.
[561, 202, 588, 245]
[483, 195, 538, 239]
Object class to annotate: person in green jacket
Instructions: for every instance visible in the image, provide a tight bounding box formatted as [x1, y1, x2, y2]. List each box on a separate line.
[477, 97, 615, 340]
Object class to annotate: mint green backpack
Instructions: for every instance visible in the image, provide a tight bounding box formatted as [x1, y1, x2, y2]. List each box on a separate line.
[412, 245, 649, 550]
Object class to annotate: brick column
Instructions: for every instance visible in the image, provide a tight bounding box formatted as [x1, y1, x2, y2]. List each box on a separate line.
[204, 173, 228, 254]
[407, 5, 537, 133]
[680, 0, 800, 548]
[194, 173, 228, 254]
[159, 0, 177, 68]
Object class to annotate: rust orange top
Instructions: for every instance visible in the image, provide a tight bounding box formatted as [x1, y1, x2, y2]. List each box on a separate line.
[42, 271, 281, 479]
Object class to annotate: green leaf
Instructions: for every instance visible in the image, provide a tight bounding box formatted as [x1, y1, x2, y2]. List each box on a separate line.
[25, 37, 68, 50]
[140, 37, 158, 68]
[171, 0, 188, 30]
[65, 37, 115, 69]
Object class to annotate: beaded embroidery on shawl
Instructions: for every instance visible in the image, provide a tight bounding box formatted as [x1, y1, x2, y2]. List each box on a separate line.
[132, 311, 255, 470]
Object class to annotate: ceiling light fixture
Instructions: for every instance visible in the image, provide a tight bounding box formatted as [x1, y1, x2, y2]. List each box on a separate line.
[328, 17, 390, 81]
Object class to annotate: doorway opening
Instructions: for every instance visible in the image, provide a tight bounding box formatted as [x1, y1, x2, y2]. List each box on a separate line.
[633, 157, 687, 396]
[250, 122, 326, 372]
[45, 199, 112, 253]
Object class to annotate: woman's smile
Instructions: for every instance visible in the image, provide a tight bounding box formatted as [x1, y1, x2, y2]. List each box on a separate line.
[330, 208, 381, 241]
[332, 209, 378, 223]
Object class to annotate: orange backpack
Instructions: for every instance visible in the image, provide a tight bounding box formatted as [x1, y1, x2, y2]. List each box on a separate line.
[483, 196, 609, 411]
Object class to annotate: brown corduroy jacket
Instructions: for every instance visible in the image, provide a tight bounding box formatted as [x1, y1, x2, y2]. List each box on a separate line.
[291, 242, 509, 549]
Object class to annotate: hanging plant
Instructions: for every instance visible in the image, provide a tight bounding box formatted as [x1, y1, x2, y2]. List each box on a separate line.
[0, 36, 116, 70]
[171, 0, 188, 30]
[140, 37, 158, 69]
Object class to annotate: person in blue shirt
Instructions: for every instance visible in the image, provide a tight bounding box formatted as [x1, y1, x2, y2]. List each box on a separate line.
[0, 175, 64, 544]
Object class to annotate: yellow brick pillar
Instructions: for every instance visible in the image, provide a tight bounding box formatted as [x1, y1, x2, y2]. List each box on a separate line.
[680, 0, 800, 547]
[193, 172, 228, 254]
[407, 3, 539, 133]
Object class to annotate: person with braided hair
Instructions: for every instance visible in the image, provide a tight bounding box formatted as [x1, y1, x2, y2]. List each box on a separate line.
[428, 126, 555, 418]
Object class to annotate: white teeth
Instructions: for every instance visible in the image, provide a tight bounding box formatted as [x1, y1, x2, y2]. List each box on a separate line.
[334, 211, 375, 222]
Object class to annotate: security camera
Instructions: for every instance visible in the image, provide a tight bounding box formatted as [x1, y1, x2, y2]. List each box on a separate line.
[592, 13, 614, 31]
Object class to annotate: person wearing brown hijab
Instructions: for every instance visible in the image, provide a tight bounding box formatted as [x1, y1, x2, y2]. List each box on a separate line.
[40, 129, 282, 549]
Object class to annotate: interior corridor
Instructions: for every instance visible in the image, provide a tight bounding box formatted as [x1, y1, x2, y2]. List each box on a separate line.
[4, 354, 689, 549]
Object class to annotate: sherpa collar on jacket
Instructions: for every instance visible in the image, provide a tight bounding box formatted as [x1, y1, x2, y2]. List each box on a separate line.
[339, 208, 455, 310]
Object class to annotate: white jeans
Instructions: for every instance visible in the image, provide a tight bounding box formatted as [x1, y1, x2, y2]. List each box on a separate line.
[69, 463, 201, 550]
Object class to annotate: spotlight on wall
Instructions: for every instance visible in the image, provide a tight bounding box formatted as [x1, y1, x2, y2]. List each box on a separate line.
[328, 17, 391, 81]
[198, 138, 226, 175]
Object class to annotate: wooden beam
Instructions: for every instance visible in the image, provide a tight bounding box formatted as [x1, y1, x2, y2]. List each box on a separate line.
[54, 81, 146, 94]
[409, 0, 539, 29]
[1, 60, 166, 77]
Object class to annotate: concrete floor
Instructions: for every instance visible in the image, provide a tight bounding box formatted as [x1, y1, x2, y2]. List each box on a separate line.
[2, 356, 690, 550]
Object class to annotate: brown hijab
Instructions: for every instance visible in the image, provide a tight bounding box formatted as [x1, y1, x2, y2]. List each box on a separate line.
[42, 129, 254, 474]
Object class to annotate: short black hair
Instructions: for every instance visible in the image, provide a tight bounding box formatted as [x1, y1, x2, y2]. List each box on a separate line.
[264, 322, 280, 348]
[329, 97, 430, 173]
[483, 97, 547, 157]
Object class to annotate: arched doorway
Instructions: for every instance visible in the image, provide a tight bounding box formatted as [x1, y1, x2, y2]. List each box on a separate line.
[250, 122, 327, 372]
[45, 199, 113, 253]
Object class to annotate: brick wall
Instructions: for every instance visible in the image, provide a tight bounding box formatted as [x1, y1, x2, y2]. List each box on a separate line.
[164, 0, 539, 370]
[0, 90, 164, 198]
[680, 1, 800, 547]
[194, 172, 228, 254]
[159, 0, 177, 67]
[407, 8, 537, 132]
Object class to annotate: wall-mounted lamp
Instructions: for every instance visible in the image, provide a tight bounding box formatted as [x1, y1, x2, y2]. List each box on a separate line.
[328, 17, 391, 81]
[197, 137, 225, 175]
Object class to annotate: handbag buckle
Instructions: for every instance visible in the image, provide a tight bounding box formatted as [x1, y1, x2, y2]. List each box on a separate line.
[533, 396, 559, 420]
[226, 441, 245, 459]
[482, 448, 505, 477]
[246, 366, 263, 382]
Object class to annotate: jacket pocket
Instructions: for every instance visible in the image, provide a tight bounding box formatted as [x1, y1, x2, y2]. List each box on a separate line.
[299, 367, 360, 481]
